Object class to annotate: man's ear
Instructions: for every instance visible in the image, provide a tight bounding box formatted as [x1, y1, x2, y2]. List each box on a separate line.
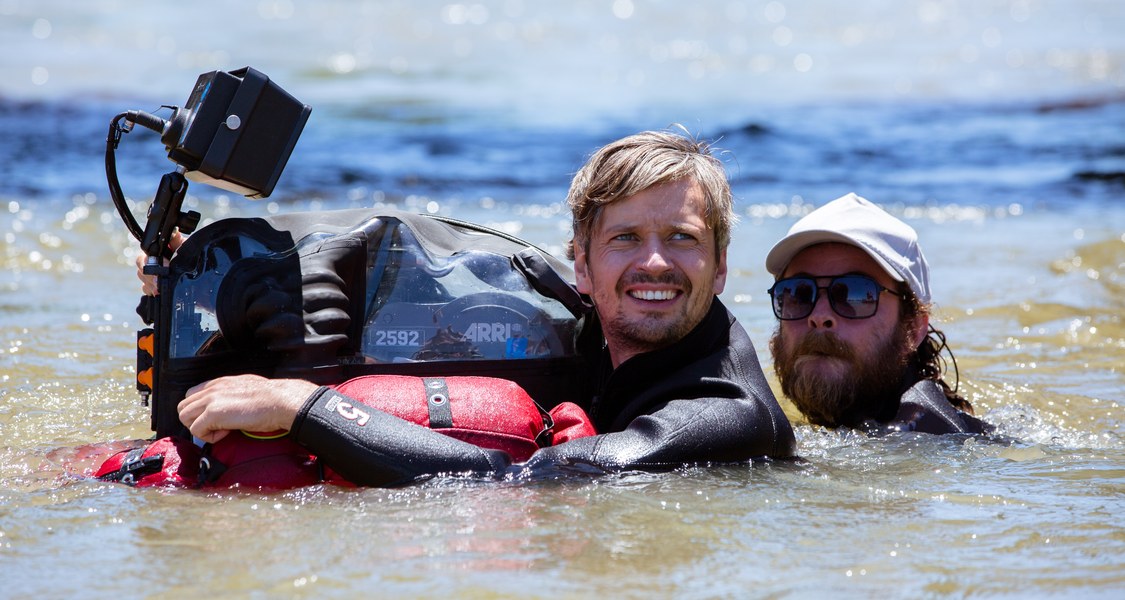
[574, 246, 592, 295]
[712, 248, 728, 295]
[913, 312, 930, 348]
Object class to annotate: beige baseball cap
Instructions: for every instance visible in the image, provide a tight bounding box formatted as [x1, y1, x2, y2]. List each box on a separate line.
[765, 193, 931, 303]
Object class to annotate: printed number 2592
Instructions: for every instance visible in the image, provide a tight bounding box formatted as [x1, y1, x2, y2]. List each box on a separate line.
[372, 329, 421, 346]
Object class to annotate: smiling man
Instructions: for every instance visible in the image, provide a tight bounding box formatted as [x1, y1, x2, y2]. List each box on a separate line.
[765, 193, 990, 434]
[540, 129, 797, 465]
[174, 129, 797, 486]
[574, 178, 724, 367]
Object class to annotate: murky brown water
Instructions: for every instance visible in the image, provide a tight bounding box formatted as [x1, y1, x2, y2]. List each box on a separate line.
[3, 0, 1124, 594]
[2, 198, 1121, 598]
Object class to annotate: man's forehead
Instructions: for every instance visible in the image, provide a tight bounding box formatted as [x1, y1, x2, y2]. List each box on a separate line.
[596, 181, 707, 227]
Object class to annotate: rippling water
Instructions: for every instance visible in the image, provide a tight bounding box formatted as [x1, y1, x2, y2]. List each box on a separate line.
[2, 1, 1123, 597]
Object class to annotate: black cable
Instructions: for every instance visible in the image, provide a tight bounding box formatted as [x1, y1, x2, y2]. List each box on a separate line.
[107, 113, 144, 242]
[125, 109, 167, 134]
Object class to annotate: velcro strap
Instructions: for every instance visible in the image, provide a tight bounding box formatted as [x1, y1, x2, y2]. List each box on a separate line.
[513, 248, 591, 318]
[97, 448, 166, 485]
[423, 377, 454, 429]
[197, 447, 228, 487]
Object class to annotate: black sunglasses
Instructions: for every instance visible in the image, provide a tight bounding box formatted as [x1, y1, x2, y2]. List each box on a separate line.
[767, 275, 902, 320]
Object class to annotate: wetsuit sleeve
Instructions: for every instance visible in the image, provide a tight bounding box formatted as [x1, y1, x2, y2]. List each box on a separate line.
[524, 382, 795, 473]
[891, 380, 992, 435]
[290, 387, 512, 486]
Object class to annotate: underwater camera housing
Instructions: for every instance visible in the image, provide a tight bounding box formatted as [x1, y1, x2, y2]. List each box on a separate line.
[106, 68, 597, 439]
[143, 209, 598, 438]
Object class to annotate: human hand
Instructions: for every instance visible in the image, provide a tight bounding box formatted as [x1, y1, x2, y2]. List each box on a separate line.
[178, 374, 318, 443]
[136, 229, 184, 296]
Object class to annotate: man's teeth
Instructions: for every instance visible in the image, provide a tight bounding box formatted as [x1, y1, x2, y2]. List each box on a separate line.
[631, 289, 676, 301]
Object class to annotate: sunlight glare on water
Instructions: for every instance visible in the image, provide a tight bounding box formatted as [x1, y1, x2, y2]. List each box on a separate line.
[1, 0, 1123, 597]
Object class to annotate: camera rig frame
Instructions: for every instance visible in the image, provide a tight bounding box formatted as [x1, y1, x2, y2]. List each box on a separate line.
[105, 66, 310, 410]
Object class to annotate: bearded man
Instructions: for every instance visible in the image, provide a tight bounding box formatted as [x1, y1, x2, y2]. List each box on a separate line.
[765, 193, 990, 434]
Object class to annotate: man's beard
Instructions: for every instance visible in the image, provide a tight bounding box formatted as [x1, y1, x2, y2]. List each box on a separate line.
[770, 325, 915, 428]
[600, 271, 707, 356]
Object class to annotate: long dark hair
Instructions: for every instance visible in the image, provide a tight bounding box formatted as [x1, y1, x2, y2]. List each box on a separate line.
[902, 294, 974, 414]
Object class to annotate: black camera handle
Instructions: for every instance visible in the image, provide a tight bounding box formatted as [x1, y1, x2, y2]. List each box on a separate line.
[140, 169, 199, 264]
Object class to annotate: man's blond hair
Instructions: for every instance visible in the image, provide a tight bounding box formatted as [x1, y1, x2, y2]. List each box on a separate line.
[566, 128, 734, 260]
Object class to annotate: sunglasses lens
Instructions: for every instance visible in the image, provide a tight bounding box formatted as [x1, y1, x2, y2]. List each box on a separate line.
[771, 278, 817, 320]
[771, 275, 886, 320]
[828, 276, 880, 318]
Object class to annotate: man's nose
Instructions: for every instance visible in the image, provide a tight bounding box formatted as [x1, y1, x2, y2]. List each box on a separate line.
[638, 240, 673, 272]
[807, 294, 835, 329]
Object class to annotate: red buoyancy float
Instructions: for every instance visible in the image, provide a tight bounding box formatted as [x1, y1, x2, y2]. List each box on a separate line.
[94, 375, 595, 489]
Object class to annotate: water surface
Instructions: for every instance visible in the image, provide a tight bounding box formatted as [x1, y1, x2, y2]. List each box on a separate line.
[1, 1, 1123, 597]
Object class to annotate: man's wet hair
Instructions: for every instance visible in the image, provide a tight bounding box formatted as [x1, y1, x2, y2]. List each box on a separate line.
[901, 292, 973, 414]
[565, 127, 735, 261]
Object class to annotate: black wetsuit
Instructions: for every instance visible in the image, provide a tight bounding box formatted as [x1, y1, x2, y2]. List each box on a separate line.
[289, 298, 798, 486]
[874, 379, 992, 435]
